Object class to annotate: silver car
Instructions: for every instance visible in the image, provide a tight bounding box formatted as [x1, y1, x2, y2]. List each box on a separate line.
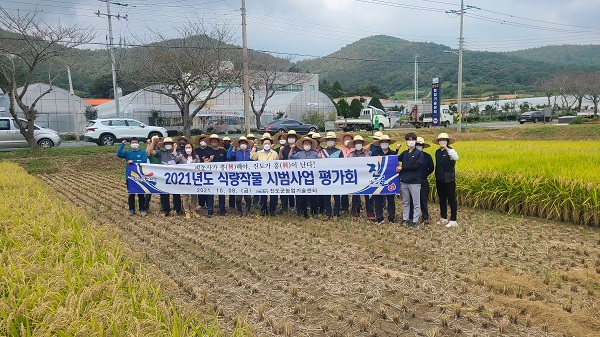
[0, 117, 62, 148]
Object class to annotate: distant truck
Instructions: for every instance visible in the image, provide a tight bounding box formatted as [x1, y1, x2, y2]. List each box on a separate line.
[335, 106, 391, 131]
[408, 103, 454, 128]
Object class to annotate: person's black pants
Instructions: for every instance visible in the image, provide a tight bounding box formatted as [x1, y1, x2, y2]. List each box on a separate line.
[228, 195, 236, 208]
[281, 195, 295, 210]
[374, 194, 396, 222]
[341, 195, 349, 211]
[352, 195, 374, 217]
[436, 180, 457, 221]
[128, 194, 146, 211]
[206, 195, 226, 213]
[324, 195, 341, 217]
[260, 195, 278, 215]
[410, 179, 431, 221]
[160, 194, 181, 213]
[297, 195, 318, 218]
[197, 195, 206, 208]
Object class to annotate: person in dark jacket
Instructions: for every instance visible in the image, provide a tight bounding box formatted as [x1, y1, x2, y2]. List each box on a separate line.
[348, 135, 375, 221]
[371, 135, 397, 224]
[146, 136, 182, 217]
[278, 130, 299, 212]
[396, 132, 424, 227]
[432, 132, 460, 228]
[117, 137, 148, 216]
[205, 134, 228, 216]
[321, 132, 344, 220]
[409, 137, 435, 226]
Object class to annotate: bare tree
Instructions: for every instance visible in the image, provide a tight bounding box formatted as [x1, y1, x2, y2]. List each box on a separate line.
[583, 73, 600, 116]
[129, 22, 240, 137]
[0, 8, 94, 147]
[248, 53, 312, 129]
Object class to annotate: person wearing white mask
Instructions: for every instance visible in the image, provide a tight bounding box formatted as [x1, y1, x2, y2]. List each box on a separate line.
[409, 137, 435, 226]
[192, 134, 211, 210]
[348, 135, 375, 221]
[370, 135, 397, 224]
[175, 143, 200, 218]
[432, 133, 459, 228]
[396, 132, 424, 228]
[146, 136, 183, 217]
[251, 135, 279, 216]
[204, 134, 227, 216]
[290, 137, 320, 218]
[117, 137, 148, 216]
[320, 132, 344, 220]
[228, 136, 254, 216]
[338, 132, 355, 214]
[278, 130, 299, 212]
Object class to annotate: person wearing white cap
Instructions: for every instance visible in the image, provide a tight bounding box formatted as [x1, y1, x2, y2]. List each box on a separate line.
[409, 137, 435, 226]
[347, 135, 375, 221]
[146, 136, 183, 217]
[321, 132, 344, 219]
[371, 135, 397, 224]
[432, 132, 459, 228]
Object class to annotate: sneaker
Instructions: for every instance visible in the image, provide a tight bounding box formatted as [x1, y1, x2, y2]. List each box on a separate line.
[192, 211, 200, 218]
[139, 210, 147, 217]
[437, 218, 449, 226]
[388, 218, 395, 224]
[376, 219, 385, 225]
[422, 219, 430, 225]
[352, 216, 358, 221]
[410, 222, 418, 228]
[207, 210, 214, 218]
[401, 220, 409, 226]
[128, 210, 135, 216]
[175, 210, 184, 216]
[446, 221, 458, 228]
[367, 216, 376, 221]
[163, 211, 171, 217]
[185, 212, 191, 219]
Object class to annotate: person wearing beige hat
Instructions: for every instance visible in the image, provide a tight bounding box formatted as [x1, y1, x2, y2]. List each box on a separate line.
[290, 136, 320, 218]
[222, 136, 236, 210]
[321, 131, 344, 220]
[205, 134, 227, 216]
[432, 132, 459, 228]
[409, 137, 435, 226]
[146, 135, 183, 217]
[251, 134, 279, 216]
[228, 136, 254, 216]
[310, 132, 324, 156]
[347, 135, 375, 221]
[278, 130, 299, 212]
[174, 142, 200, 219]
[337, 132, 355, 213]
[371, 135, 398, 224]
[368, 131, 384, 153]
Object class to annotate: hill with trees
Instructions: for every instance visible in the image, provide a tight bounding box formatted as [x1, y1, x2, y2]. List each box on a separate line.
[506, 45, 600, 67]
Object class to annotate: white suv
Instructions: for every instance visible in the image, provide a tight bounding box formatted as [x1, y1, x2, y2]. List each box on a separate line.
[84, 119, 167, 146]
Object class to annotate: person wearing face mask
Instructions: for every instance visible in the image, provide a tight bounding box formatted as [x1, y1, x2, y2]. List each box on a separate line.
[228, 136, 254, 216]
[348, 135, 375, 221]
[174, 143, 200, 219]
[289, 136, 320, 218]
[144, 139, 162, 213]
[409, 137, 435, 226]
[368, 131, 384, 154]
[173, 136, 190, 155]
[396, 133, 424, 228]
[370, 135, 398, 224]
[193, 134, 210, 210]
[222, 136, 236, 211]
[203, 134, 227, 216]
[432, 133, 459, 228]
[338, 132, 355, 213]
[320, 132, 344, 220]
[146, 136, 183, 217]
[117, 137, 148, 216]
[278, 130, 299, 212]
[251, 135, 279, 216]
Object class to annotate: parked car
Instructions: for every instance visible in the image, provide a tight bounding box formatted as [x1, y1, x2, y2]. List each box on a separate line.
[0, 117, 61, 149]
[258, 119, 318, 135]
[519, 111, 552, 124]
[84, 118, 167, 146]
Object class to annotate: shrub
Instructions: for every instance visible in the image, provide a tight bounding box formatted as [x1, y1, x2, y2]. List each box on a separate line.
[300, 112, 325, 131]
[84, 106, 98, 121]
[166, 130, 180, 137]
[62, 133, 78, 141]
[190, 128, 204, 136]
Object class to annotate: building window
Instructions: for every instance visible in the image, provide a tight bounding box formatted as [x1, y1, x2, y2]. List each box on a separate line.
[270, 84, 303, 92]
[309, 85, 315, 91]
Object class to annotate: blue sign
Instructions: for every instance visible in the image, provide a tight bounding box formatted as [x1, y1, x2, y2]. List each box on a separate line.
[431, 78, 441, 126]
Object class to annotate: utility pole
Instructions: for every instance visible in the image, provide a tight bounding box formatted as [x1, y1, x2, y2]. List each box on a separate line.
[414, 54, 419, 103]
[241, 0, 252, 134]
[96, 1, 128, 118]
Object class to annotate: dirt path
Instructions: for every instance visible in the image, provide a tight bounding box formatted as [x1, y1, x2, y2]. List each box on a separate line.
[40, 170, 600, 336]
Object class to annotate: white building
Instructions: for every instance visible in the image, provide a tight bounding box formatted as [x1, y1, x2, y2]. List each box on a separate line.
[0, 83, 90, 133]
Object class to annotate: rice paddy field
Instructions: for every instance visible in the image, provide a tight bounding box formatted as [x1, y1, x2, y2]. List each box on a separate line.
[1, 124, 599, 336]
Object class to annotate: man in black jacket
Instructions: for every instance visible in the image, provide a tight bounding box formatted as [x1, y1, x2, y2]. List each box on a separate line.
[396, 133, 424, 228]
[371, 135, 397, 224]
[409, 137, 435, 225]
[432, 132, 459, 228]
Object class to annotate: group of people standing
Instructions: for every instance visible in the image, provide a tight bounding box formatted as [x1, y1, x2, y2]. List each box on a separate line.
[117, 129, 459, 228]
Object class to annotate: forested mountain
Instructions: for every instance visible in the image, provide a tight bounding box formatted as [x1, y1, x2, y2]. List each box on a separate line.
[506, 45, 600, 67]
[296, 35, 599, 99]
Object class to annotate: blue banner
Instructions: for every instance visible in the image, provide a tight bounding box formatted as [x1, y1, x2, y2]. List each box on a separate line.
[126, 156, 400, 195]
[431, 78, 441, 126]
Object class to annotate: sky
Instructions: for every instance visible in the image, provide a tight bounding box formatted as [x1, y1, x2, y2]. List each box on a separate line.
[3, 0, 600, 60]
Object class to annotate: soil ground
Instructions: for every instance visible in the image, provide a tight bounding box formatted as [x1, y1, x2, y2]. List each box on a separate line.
[32, 150, 600, 337]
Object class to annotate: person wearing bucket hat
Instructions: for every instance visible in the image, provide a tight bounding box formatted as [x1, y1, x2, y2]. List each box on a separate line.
[205, 134, 227, 216]
[222, 136, 236, 211]
[289, 136, 320, 218]
[397, 132, 424, 228]
[371, 135, 398, 224]
[320, 131, 344, 220]
[278, 130, 300, 212]
[251, 134, 279, 216]
[274, 132, 287, 148]
[146, 136, 183, 217]
[192, 134, 211, 210]
[174, 136, 190, 155]
[368, 131, 384, 153]
[348, 135, 375, 221]
[409, 137, 435, 226]
[117, 137, 148, 216]
[338, 132, 355, 213]
[310, 132, 324, 156]
[174, 142, 200, 219]
[228, 136, 254, 216]
[432, 132, 459, 228]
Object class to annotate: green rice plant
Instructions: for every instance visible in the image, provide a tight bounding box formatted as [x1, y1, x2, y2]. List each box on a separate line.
[0, 162, 248, 336]
[423, 141, 600, 226]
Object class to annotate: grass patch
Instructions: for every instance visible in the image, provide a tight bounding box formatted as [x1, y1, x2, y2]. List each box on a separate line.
[0, 162, 239, 336]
